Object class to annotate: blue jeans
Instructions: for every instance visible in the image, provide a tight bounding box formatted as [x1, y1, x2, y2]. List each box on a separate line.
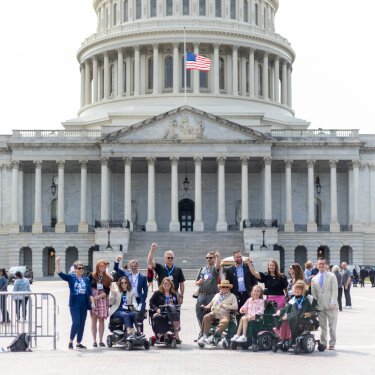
[344, 286, 351, 307]
[70, 295, 88, 342]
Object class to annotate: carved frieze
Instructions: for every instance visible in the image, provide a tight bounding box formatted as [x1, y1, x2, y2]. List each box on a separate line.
[164, 114, 205, 140]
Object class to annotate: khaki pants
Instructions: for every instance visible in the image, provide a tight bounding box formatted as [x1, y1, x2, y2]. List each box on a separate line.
[319, 308, 338, 347]
[201, 312, 230, 336]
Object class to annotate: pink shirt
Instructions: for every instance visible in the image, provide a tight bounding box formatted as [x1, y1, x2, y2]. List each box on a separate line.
[241, 297, 265, 317]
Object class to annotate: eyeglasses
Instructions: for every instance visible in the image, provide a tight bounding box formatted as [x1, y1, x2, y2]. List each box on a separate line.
[120, 281, 127, 284]
[100, 264, 106, 267]
[166, 257, 174, 260]
[130, 265, 138, 268]
[76, 267, 84, 270]
[163, 283, 171, 286]
[221, 286, 229, 289]
[206, 257, 214, 259]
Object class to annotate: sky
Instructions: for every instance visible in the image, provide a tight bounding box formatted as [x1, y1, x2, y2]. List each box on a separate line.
[0, 0, 374, 134]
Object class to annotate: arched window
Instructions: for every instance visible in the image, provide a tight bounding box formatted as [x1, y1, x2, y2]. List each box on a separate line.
[230, 0, 235, 19]
[124, 0, 128, 22]
[113, 3, 117, 25]
[110, 64, 115, 96]
[255, 3, 258, 25]
[199, 0, 206, 16]
[51, 199, 58, 228]
[219, 57, 225, 90]
[181, 56, 191, 88]
[148, 57, 153, 90]
[183, 0, 189, 15]
[136, 0, 142, 19]
[150, 0, 157, 17]
[215, 0, 221, 17]
[315, 197, 322, 227]
[244, 0, 248, 22]
[258, 63, 262, 96]
[165, 56, 173, 88]
[166, 0, 173, 16]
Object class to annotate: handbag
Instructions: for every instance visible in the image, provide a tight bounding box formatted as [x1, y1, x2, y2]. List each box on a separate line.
[192, 267, 203, 298]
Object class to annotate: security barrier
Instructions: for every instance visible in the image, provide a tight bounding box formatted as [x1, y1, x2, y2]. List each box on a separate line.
[0, 292, 58, 349]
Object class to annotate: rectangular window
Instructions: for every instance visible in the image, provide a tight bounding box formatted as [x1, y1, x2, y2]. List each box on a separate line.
[244, 0, 248, 22]
[124, 0, 128, 22]
[183, 0, 189, 15]
[215, 0, 221, 17]
[200, 70, 208, 89]
[230, 0, 235, 19]
[136, 0, 142, 19]
[151, 0, 157, 17]
[166, 0, 173, 16]
[199, 0, 206, 16]
[182, 57, 191, 88]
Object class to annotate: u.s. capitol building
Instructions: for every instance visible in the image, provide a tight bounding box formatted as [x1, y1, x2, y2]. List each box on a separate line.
[1, 0, 374, 277]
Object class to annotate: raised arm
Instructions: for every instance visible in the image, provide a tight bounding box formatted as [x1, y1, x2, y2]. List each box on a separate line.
[246, 257, 261, 280]
[215, 250, 221, 270]
[147, 243, 157, 269]
[56, 256, 70, 281]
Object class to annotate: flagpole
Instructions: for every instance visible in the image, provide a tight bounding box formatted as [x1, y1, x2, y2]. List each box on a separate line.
[184, 27, 187, 105]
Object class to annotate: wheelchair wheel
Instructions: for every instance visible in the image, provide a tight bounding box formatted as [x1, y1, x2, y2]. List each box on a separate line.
[124, 341, 132, 351]
[272, 344, 278, 353]
[294, 346, 300, 355]
[107, 335, 113, 348]
[252, 344, 259, 352]
[171, 339, 177, 348]
[222, 340, 230, 350]
[144, 340, 150, 350]
[149, 337, 154, 347]
[258, 332, 273, 351]
[231, 341, 238, 350]
[198, 343, 205, 348]
[280, 344, 289, 352]
[318, 343, 326, 352]
[302, 335, 315, 354]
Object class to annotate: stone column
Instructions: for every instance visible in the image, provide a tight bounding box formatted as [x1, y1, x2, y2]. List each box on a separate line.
[287, 63, 292, 107]
[213, 43, 220, 94]
[249, 48, 255, 97]
[193, 156, 204, 231]
[134, 46, 140, 96]
[18, 163, 24, 226]
[262, 52, 269, 100]
[173, 43, 179, 94]
[352, 160, 362, 231]
[370, 164, 375, 228]
[126, 53, 131, 96]
[307, 160, 317, 232]
[100, 157, 109, 222]
[329, 160, 340, 232]
[241, 55, 247, 96]
[232, 45, 239, 96]
[281, 60, 287, 105]
[274, 56, 279, 103]
[80, 63, 85, 107]
[55, 160, 66, 233]
[104, 52, 110, 99]
[10, 161, 20, 232]
[284, 160, 294, 232]
[85, 60, 91, 105]
[153, 44, 159, 94]
[216, 157, 227, 231]
[32, 161, 43, 233]
[93, 57, 98, 102]
[124, 157, 132, 229]
[146, 157, 157, 231]
[264, 157, 272, 221]
[254, 59, 259, 97]
[78, 160, 89, 233]
[347, 162, 354, 224]
[241, 157, 249, 229]
[193, 43, 200, 94]
[169, 157, 180, 232]
[117, 49, 124, 97]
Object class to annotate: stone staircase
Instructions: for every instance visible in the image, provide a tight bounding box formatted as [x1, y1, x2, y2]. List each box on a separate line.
[124, 232, 245, 278]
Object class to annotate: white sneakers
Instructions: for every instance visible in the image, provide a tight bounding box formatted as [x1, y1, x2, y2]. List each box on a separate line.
[232, 335, 247, 343]
[205, 336, 214, 344]
[197, 336, 207, 345]
[198, 335, 214, 345]
[345, 306, 353, 309]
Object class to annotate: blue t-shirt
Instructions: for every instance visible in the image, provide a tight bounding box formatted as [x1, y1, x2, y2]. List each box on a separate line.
[74, 277, 87, 295]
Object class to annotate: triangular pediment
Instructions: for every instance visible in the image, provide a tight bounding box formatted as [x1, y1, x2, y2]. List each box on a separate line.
[100, 106, 272, 143]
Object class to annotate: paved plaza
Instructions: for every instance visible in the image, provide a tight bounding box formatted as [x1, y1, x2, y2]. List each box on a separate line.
[1, 278, 375, 374]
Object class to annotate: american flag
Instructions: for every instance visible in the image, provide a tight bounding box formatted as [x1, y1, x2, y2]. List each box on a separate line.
[186, 52, 211, 71]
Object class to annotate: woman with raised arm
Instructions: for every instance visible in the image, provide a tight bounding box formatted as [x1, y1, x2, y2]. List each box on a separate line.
[246, 257, 288, 310]
[56, 256, 95, 349]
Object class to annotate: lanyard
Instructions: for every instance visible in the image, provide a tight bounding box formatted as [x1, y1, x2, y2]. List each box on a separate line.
[98, 276, 103, 284]
[76, 276, 85, 288]
[122, 292, 127, 305]
[205, 266, 211, 276]
[294, 296, 304, 310]
[131, 273, 139, 288]
[165, 265, 175, 277]
[165, 294, 171, 304]
[217, 292, 227, 306]
[236, 263, 244, 276]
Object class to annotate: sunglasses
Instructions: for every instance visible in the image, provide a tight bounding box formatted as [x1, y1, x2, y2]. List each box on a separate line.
[130, 265, 138, 268]
[120, 281, 127, 284]
[221, 286, 229, 289]
[166, 257, 174, 260]
[163, 283, 171, 286]
[76, 267, 84, 270]
[206, 257, 214, 259]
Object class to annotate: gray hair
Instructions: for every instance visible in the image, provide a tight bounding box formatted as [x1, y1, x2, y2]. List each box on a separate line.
[341, 262, 347, 267]
[73, 260, 84, 268]
[332, 265, 340, 273]
[129, 259, 139, 267]
[164, 250, 174, 257]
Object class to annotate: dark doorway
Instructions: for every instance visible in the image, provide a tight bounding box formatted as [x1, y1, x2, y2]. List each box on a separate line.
[66, 247, 78, 274]
[274, 245, 285, 273]
[19, 247, 32, 268]
[43, 248, 56, 276]
[317, 246, 330, 265]
[295, 246, 307, 269]
[340, 246, 352, 264]
[179, 199, 195, 232]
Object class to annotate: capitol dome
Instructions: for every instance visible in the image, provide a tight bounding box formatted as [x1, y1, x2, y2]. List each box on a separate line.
[64, 0, 309, 130]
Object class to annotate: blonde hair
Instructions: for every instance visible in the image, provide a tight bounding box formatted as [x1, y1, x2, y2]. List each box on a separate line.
[292, 280, 309, 296]
[251, 285, 263, 299]
[305, 261, 313, 270]
[164, 250, 174, 258]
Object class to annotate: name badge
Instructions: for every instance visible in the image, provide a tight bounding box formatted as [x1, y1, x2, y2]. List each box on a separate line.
[122, 304, 128, 310]
[78, 288, 86, 295]
[204, 275, 209, 280]
[169, 276, 174, 280]
[97, 284, 104, 290]
[238, 277, 244, 283]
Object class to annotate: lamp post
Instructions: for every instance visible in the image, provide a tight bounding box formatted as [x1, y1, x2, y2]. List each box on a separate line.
[105, 221, 113, 250]
[260, 222, 268, 250]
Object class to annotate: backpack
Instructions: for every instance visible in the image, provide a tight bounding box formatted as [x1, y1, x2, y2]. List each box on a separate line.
[7, 333, 31, 352]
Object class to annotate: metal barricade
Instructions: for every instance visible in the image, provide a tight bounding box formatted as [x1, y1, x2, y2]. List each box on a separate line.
[0, 292, 58, 349]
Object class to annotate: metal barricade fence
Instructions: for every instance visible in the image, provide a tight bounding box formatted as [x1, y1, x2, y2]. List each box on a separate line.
[0, 292, 58, 349]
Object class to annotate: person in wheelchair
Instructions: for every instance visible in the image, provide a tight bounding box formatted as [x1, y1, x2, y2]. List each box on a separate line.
[275, 280, 318, 347]
[198, 280, 238, 345]
[231, 285, 264, 343]
[149, 277, 181, 343]
[109, 276, 139, 339]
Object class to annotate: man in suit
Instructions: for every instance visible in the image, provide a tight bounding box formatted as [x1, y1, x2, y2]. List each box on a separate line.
[225, 250, 258, 309]
[114, 256, 148, 310]
[312, 257, 338, 350]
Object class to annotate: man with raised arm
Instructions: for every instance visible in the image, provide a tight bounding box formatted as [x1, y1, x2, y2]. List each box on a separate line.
[148, 243, 185, 305]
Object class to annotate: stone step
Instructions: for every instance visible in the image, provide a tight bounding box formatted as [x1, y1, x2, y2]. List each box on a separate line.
[123, 231, 245, 269]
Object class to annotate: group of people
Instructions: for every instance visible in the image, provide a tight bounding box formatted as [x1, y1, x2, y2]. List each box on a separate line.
[352, 265, 375, 287]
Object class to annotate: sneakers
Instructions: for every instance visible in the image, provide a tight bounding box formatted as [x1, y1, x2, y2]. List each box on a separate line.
[205, 336, 214, 344]
[197, 336, 207, 345]
[237, 335, 247, 343]
[231, 334, 240, 342]
[345, 306, 353, 309]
